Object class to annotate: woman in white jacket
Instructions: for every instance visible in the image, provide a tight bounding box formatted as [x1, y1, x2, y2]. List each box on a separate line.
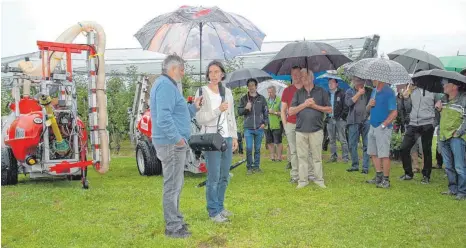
[195, 61, 238, 223]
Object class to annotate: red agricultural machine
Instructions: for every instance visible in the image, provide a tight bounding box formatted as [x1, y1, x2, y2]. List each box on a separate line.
[1, 22, 110, 189]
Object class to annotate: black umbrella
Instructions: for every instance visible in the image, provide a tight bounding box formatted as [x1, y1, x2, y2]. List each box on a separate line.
[262, 41, 352, 75]
[388, 48, 444, 73]
[412, 69, 466, 93]
[224, 68, 272, 88]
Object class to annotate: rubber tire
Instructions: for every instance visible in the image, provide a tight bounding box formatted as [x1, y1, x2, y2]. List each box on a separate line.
[136, 140, 162, 176]
[1, 147, 18, 186]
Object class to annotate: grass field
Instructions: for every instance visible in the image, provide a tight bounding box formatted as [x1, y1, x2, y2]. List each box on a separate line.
[2, 144, 466, 248]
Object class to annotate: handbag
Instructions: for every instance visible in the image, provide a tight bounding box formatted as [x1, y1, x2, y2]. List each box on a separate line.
[188, 86, 228, 152]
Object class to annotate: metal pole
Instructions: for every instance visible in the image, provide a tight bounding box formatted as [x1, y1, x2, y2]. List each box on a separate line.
[199, 23, 203, 83]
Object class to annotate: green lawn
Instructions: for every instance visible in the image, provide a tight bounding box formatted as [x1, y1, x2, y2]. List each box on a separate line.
[2, 148, 466, 248]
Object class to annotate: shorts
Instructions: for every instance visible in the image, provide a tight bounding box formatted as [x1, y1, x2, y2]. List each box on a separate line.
[367, 125, 392, 158]
[265, 129, 283, 144]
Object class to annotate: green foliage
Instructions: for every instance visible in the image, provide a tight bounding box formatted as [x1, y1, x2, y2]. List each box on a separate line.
[1, 78, 13, 116]
[337, 66, 351, 85]
[390, 131, 403, 150]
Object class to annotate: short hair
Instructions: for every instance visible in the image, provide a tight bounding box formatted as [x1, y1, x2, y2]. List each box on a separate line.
[328, 78, 338, 84]
[247, 78, 258, 86]
[162, 54, 185, 74]
[300, 68, 314, 80]
[267, 85, 276, 91]
[205, 60, 226, 81]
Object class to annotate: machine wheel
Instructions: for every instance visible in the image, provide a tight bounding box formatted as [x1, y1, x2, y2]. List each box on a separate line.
[1, 147, 18, 186]
[136, 140, 162, 176]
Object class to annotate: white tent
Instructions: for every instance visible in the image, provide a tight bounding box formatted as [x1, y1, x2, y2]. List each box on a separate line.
[257, 80, 289, 98]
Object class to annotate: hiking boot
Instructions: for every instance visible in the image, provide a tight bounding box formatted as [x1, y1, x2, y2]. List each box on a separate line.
[455, 195, 466, 201]
[246, 169, 253, 175]
[399, 174, 414, 180]
[361, 170, 369, 174]
[421, 176, 430, 184]
[346, 167, 359, 172]
[376, 179, 390, 189]
[220, 209, 233, 218]
[210, 214, 229, 223]
[441, 190, 456, 196]
[165, 228, 192, 238]
[296, 182, 309, 189]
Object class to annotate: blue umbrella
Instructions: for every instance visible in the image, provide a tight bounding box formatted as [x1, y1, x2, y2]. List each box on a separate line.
[269, 71, 350, 92]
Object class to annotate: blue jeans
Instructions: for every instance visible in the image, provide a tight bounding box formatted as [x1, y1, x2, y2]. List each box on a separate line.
[205, 137, 233, 217]
[348, 121, 370, 171]
[245, 128, 264, 169]
[439, 138, 466, 196]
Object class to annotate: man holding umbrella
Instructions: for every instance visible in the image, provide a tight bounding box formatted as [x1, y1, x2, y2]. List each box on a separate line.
[437, 75, 466, 200]
[366, 79, 398, 188]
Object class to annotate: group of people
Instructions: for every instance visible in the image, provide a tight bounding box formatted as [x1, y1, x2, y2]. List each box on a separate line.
[150, 54, 466, 239]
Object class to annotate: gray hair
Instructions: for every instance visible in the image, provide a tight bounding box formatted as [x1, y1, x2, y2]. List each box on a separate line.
[300, 68, 314, 81]
[162, 54, 185, 74]
[267, 85, 276, 92]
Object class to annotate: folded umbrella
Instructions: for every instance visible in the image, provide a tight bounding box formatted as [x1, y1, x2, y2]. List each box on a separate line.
[224, 68, 272, 88]
[262, 41, 351, 75]
[412, 69, 466, 93]
[388, 48, 444, 73]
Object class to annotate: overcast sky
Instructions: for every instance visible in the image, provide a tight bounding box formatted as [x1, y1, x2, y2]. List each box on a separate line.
[1, 0, 466, 58]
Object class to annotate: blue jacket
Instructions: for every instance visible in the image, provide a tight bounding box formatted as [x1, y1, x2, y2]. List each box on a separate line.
[150, 74, 196, 145]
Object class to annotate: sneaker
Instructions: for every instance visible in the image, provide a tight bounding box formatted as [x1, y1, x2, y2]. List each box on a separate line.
[421, 176, 430, 184]
[361, 170, 369, 174]
[314, 181, 327, 188]
[285, 162, 292, 170]
[246, 169, 253, 175]
[210, 214, 229, 223]
[455, 195, 466, 201]
[296, 182, 309, 189]
[366, 176, 382, 184]
[346, 168, 359, 172]
[220, 209, 233, 218]
[399, 174, 414, 180]
[376, 180, 390, 189]
[290, 178, 299, 184]
[254, 168, 263, 173]
[441, 190, 457, 196]
[165, 228, 192, 238]
[327, 158, 337, 163]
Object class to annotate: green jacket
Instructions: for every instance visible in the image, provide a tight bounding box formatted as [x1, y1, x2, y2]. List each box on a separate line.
[439, 92, 466, 141]
[267, 96, 281, 130]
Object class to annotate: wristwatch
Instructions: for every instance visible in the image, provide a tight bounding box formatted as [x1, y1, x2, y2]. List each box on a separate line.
[381, 124, 386, 129]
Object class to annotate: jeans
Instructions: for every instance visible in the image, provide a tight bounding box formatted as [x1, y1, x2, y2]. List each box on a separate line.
[327, 118, 349, 160]
[205, 138, 233, 217]
[153, 141, 189, 232]
[440, 138, 466, 196]
[401, 124, 434, 178]
[348, 121, 370, 171]
[245, 128, 264, 169]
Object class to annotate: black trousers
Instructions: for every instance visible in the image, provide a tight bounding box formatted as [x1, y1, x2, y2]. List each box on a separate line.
[237, 132, 244, 154]
[436, 142, 443, 167]
[401, 124, 435, 178]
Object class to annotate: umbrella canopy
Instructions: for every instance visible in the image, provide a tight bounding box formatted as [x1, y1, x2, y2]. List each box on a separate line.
[439, 56, 466, 72]
[257, 80, 289, 99]
[224, 68, 272, 88]
[315, 71, 350, 92]
[388, 48, 444, 73]
[262, 41, 352, 75]
[134, 6, 265, 60]
[412, 69, 466, 93]
[344, 58, 412, 85]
